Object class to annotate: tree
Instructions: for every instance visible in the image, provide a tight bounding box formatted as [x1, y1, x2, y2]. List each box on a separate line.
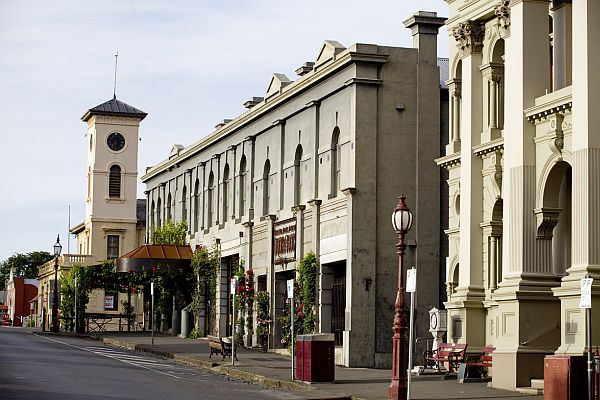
[0, 251, 53, 290]
[151, 220, 187, 245]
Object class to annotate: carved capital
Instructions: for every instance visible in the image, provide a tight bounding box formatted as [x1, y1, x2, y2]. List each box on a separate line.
[535, 208, 561, 239]
[446, 78, 462, 97]
[480, 62, 504, 80]
[452, 21, 485, 58]
[494, 1, 511, 38]
[548, 113, 565, 156]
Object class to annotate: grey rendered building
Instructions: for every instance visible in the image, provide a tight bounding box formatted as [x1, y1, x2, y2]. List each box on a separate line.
[142, 12, 448, 368]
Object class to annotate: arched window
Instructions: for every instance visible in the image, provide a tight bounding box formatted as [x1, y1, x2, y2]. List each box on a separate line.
[330, 128, 341, 196]
[239, 156, 247, 217]
[150, 200, 155, 229]
[166, 192, 172, 222]
[294, 145, 303, 205]
[263, 160, 271, 216]
[157, 197, 162, 227]
[109, 165, 121, 198]
[208, 172, 215, 227]
[182, 186, 187, 224]
[193, 179, 199, 232]
[223, 164, 230, 223]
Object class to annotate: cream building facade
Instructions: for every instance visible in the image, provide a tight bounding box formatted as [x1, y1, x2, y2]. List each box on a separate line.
[143, 12, 448, 368]
[437, 0, 598, 391]
[38, 97, 147, 329]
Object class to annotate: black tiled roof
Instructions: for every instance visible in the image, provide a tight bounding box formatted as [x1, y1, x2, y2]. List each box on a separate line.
[82, 97, 147, 122]
[136, 199, 147, 224]
[438, 58, 449, 90]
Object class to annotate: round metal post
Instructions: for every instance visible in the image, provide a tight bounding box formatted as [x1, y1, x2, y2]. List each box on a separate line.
[52, 256, 59, 333]
[389, 194, 412, 400]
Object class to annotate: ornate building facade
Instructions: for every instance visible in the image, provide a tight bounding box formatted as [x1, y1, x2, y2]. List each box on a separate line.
[437, 0, 597, 391]
[143, 12, 448, 368]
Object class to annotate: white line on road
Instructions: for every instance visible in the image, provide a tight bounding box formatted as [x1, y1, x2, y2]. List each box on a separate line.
[35, 335, 182, 379]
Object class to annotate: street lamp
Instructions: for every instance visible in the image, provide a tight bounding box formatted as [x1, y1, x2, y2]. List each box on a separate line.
[389, 194, 413, 400]
[52, 235, 62, 333]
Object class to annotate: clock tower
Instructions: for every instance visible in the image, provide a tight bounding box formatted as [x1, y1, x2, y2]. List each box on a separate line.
[77, 97, 147, 262]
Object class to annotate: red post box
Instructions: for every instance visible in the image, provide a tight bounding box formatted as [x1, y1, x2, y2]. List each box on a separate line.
[295, 333, 335, 382]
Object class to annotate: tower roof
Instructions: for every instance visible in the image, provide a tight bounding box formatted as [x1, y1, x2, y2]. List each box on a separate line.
[81, 97, 147, 122]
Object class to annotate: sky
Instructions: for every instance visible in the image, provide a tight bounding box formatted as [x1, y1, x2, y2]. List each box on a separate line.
[0, 0, 448, 261]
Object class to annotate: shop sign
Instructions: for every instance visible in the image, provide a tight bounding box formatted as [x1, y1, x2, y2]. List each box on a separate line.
[274, 219, 296, 265]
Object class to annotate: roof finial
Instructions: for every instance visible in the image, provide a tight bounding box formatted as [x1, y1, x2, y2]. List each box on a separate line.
[113, 50, 119, 100]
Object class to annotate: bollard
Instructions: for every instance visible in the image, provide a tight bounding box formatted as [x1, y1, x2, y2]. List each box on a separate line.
[180, 310, 190, 338]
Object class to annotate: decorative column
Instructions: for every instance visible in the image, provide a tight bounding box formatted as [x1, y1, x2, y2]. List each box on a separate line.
[451, 20, 486, 299]
[214, 154, 221, 226]
[307, 100, 320, 200]
[144, 190, 150, 243]
[551, 0, 572, 90]
[186, 169, 193, 234]
[265, 214, 277, 348]
[480, 63, 504, 142]
[308, 199, 323, 330]
[493, 0, 557, 390]
[199, 162, 206, 230]
[247, 136, 256, 219]
[229, 145, 237, 220]
[274, 119, 286, 211]
[292, 205, 305, 261]
[490, 236, 498, 291]
[160, 183, 166, 226]
[446, 79, 461, 154]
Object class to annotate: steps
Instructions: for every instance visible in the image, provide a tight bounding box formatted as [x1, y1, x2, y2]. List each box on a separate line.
[516, 379, 544, 395]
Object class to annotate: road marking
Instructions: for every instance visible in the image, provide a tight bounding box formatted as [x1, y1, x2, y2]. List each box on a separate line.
[35, 335, 182, 379]
[83, 349, 174, 368]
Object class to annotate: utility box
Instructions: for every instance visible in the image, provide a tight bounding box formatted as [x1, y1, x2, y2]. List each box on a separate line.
[295, 333, 335, 382]
[544, 355, 587, 400]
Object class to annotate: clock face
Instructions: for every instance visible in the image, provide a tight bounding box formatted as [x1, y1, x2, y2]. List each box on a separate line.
[107, 132, 125, 152]
[430, 313, 438, 330]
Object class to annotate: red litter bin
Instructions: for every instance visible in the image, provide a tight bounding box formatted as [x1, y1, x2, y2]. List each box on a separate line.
[295, 333, 335, 382]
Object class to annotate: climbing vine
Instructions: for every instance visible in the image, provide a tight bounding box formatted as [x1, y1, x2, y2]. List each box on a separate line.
[278, 251, 318, 349]
[255, 291, 271, 350]
[191, 244, 220, 336]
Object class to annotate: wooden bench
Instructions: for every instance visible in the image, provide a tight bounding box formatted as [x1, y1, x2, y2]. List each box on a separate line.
[465, 346, 495, 378]
[423, 343, 468, 373]
[208, 335, 237, 361]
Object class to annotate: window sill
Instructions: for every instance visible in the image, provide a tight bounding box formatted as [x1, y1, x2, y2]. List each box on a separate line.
[105, 197, 125, 204]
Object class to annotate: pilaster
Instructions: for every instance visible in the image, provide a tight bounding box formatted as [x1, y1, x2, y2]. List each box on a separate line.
[308, 199, 323, 330]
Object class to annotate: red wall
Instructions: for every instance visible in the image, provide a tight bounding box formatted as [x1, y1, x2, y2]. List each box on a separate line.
[10, 277, 38, 327]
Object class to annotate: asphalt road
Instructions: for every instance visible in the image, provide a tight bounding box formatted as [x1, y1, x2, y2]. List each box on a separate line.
[0, 328, 302, 400]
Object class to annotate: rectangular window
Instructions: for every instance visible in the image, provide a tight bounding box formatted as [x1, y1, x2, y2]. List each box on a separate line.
[107, 235, 119, 259]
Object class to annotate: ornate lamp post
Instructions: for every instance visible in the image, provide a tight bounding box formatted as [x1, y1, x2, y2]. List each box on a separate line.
[389, 194, 413, 400]
[52, 235, 62, 333]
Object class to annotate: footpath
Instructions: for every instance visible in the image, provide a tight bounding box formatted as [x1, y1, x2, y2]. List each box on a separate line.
[38, 330, 542, 400]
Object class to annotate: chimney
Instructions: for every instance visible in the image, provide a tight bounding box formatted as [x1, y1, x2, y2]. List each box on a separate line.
[243, 97, 264, 109]
[403, 11, 446, 65]
[215, 119, 233, 129]
[295, 62, 315, 77]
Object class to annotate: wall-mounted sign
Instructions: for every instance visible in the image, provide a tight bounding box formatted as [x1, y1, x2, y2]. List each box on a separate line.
[274, 219, 296, 265]
[580, 277, 593, 309]
[104, 295, 115, 310]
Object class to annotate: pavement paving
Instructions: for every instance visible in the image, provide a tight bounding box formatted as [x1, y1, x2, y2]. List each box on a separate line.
[33, 330, 543, 400]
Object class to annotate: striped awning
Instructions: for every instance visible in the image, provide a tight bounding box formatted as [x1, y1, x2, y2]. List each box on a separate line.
[115, 244, 192, 273]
